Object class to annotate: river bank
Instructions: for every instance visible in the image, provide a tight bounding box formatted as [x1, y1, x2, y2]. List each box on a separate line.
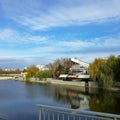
[1, 77, 120, 92]
[24, 78, 120, 92]
[25, 78, 98, 88]
[0, 76, 13, 80]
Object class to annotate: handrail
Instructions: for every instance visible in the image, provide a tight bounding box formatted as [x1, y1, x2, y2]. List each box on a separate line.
[0, 117, 6, 120]
[37, 104, 120, 120]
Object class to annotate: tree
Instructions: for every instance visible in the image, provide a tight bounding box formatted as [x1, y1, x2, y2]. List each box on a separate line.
[107, 55, 120, 82]
[97, 63, 113, 88]
[25, 65, 39, 81]
[47, 58, 72, 78]
[37, 70, 52, 80]
[88, 55, 120, 88]
[88, 58, 106, 82]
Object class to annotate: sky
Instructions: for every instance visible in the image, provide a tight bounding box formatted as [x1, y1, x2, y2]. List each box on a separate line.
[0, 0, 120, 69]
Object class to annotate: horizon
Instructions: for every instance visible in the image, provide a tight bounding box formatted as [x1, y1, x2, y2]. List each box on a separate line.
[0, 0, 120, 69]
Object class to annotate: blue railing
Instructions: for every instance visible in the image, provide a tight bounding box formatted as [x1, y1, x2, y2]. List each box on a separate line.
[37, 104, 120, 120]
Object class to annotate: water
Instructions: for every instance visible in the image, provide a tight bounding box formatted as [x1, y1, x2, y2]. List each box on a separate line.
[0, 80, 120, 120]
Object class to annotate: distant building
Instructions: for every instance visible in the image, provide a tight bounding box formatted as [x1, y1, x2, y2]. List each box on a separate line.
[2, 68, 17, 71]
[24, 65, 49, 71]
[36, 65, 49, 71]
[59, 58, 90, 81]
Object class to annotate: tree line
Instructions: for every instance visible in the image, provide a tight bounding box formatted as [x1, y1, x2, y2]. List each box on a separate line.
[24, 55, 120, 88]
[24, 58, 72, 81]
[24, 66, 52, 81]
[88, 55, 120, 88]
[47, 58, 72, 78]
[0, 69, 21, 74]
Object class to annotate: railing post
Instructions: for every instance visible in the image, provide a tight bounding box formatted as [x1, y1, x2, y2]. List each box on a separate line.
[57, 113, 59, 120]
[39, 108, 42, 120]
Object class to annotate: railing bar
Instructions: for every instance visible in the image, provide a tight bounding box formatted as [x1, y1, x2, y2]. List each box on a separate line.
[57, 113, 59, 120]
[52, 112, 54, 120]
[62, 113, 64, 120]
[46, 110, 114, 120]
[45, 108, 119, 120]
[68, 114, 70, 120]
[72, 115, 75, 120]
[39, 109, 42, 120]
[49, 111, 112, 120]
[74, 113, 113, 120]
[79, 116, 81, 120]
[48, 110, 50, 120]
[43, 110, 45, 120]
[46, 109, 68, 112]
[44, 110, 71, 114]
[46, 109, 71, 113]
[37, 104, 120, 119]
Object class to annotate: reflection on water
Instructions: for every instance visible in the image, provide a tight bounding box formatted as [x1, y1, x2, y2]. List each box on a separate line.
[53, 85, 120, 114]
[53, 86, 90, 109]
[0, 80, 120, 120]
[89, 89, 120, 114]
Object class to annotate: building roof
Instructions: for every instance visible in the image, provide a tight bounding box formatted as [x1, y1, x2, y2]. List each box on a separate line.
[71, 58, 89, 68]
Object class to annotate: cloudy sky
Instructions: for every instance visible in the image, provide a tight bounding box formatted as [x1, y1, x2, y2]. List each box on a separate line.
[0, 0, 120, 68]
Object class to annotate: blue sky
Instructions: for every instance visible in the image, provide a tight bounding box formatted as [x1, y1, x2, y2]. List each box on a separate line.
[0, 0, 120, 68]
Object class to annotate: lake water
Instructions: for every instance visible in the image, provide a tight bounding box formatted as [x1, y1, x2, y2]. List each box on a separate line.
[0, 80, 120, 120]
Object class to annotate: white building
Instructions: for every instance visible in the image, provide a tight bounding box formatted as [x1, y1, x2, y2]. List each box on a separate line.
[59, 58, 90, 80]
[24, 65, 49, 71]
[36, 65, 49, 71]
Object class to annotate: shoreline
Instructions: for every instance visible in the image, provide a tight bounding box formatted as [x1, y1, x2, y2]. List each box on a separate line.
[0, 76, 13, 80]
[23, 78, 120, 92]
[0, 78, 120, 92]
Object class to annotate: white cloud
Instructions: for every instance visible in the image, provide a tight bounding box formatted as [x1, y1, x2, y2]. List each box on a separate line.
[60, 40, 94, 48]
[58, 35, 120, 49]
[0, 28, 120, 59]
[0, 56, 54, 68]
[103, 38, 120, 47]
[1, 0, 120, 68]
[24, 36, 48, 43]
[33, 46, 56, 53]
[0, 28, 49, 44]
[1, 0, 120, 30]
[0, 29, 16, 41]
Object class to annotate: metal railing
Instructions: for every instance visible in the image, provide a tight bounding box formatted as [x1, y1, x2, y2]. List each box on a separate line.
[0, 117, 6, 120]
[37, 104, 120, 120]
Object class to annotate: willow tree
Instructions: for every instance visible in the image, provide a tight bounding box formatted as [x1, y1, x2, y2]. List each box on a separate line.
[88, 58, 113, 88]
[88, 55, 120, 88]
[88, 58, 106, 82]
[97, 63, 113, 88]
[107, 55, 120, 82]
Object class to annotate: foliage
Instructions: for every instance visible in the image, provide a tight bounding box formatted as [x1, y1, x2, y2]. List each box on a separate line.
[47, 58, 72, 78]
[107, 55, 120, 82]
[88, 55, 120, 88]
[97, 63, 113, 88]
[37, 70, 52, 80]
[25, 65, 39, 81]
[0, 69, 21, 74]
[88, 58, 106, 82]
